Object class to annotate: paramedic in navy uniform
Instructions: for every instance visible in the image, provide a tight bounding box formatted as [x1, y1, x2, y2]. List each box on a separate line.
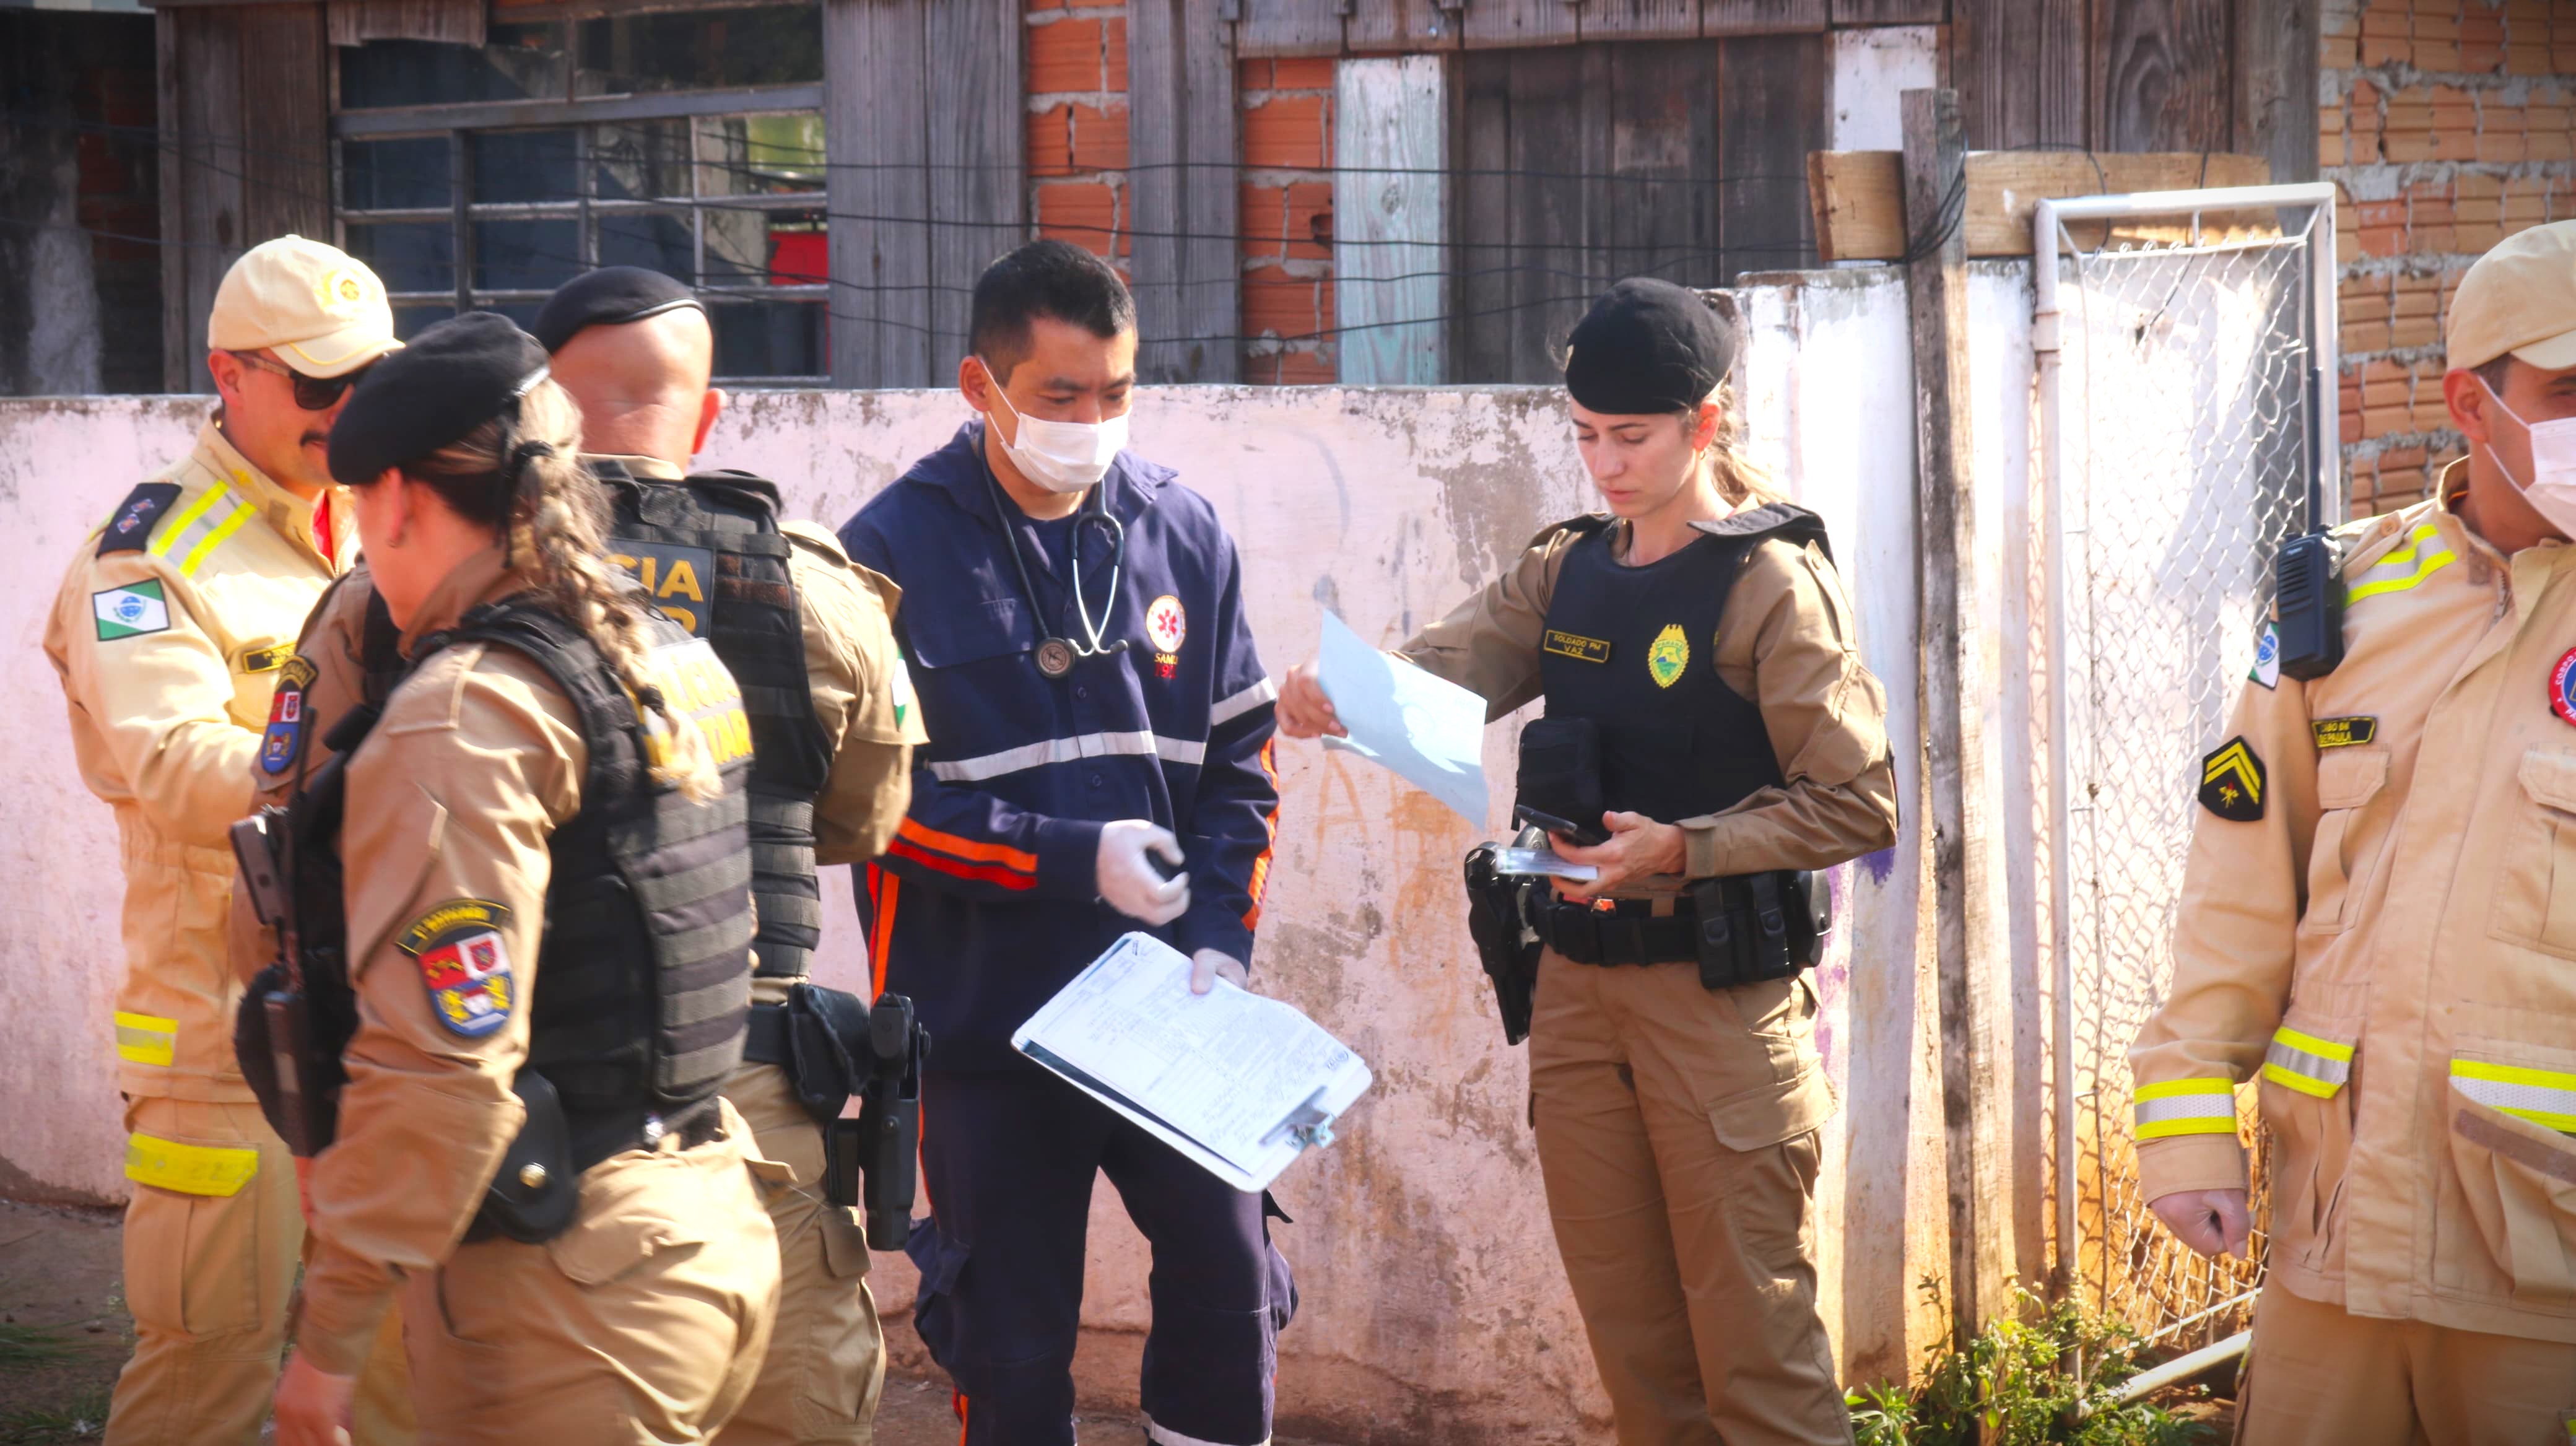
[837, 240, 1289, 1446]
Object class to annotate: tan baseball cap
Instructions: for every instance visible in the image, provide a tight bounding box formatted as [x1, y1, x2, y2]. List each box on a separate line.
[206, 235, 401, 378]
[2448, 220, 2576, 373]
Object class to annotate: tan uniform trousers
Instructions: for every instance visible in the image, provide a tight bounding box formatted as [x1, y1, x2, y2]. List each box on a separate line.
[399, 1115, 782, 1445]
[2235, 1285, 2576, 1445]
[1530, 953, 1852, 1446]
[106, 1097, 414, 1445]
[713, 1061, 888, 1446]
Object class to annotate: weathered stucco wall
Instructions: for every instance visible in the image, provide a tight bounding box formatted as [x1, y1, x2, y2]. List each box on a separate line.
[0, 263, 2045, 1441]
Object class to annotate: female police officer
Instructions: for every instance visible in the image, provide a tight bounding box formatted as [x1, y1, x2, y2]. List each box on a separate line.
[265, 313, 780, 1445]
[1279, 278, 1899, 1446]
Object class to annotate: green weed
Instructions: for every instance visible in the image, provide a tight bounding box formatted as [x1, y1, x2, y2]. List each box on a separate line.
[0, 1386, 108, 1444]
[1848, 1283, 2216, 1446]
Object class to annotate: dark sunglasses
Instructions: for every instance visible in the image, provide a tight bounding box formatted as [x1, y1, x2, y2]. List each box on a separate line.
[228, 351, 371, 411]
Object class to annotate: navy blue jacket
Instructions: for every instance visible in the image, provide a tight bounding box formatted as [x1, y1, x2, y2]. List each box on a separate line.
[840, 422, 1281, 1070]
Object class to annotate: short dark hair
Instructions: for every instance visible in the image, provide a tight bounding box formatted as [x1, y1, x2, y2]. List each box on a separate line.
[967, 240, 1136, 383]
[2473, 353, 2517, 394]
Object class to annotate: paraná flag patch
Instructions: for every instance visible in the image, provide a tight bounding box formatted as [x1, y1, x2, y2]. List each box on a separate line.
[93, 579, 170, 641]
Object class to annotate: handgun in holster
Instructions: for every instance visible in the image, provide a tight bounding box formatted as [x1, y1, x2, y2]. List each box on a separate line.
[1462, 834, 1544, 1045]
[230, 809, 336, 1158]
[800, 986, 929, 1250]
[1684, 869, 1831, 993]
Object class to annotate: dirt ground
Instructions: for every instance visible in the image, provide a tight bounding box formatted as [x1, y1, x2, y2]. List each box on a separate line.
[0, 1201, 1323, 1445]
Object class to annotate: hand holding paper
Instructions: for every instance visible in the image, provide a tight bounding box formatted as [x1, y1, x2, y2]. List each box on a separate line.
[1312, 611, 1492, 825]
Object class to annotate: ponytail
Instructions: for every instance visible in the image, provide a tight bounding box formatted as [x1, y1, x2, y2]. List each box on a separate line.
[392, 380, 723, 801]
[1692, 381, 1787, 510]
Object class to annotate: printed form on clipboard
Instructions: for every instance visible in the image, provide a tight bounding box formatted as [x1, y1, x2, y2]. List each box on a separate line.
[1011, 933, 1372, 1193]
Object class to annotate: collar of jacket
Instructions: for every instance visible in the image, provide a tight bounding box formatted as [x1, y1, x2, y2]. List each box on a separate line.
[585, 451, 687, 482]
[397, 545, 546, 658]
[900, 419, 1174, 536]
[195, 418, 342, 570]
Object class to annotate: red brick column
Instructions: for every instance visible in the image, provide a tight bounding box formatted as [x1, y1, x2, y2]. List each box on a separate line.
[1239, 59, 1335, 383]
[1029, 0, 1131, 267]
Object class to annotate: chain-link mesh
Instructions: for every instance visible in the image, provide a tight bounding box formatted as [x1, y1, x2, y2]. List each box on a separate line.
[2052, 217, 2325, 1346]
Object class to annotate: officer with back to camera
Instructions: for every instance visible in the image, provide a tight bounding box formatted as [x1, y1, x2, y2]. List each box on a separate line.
[1277, 279, 1898, 1446]
[43, 234, 410, 1445]
[2133, 219, 2576, 1443]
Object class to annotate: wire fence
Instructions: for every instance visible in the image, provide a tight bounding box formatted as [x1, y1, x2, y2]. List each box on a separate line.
[2050, 214, 2327, 1347]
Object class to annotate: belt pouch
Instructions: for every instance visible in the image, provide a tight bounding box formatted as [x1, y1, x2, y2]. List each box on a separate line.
[470, 1072, 578, 1244]
[1515, 716, 1603, 826]
[785, 982, 869, 1125]
[1747, 872, 1796, 982]
[1687, 879, 1736, 990]
[822, 1117, 864, 1209]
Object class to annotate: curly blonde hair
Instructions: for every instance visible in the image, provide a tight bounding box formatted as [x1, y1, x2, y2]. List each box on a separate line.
[394, 379, 721, 800]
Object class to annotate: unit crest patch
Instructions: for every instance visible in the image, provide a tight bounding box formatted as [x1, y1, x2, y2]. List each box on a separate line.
[259, 656, 318, 776]
[2311, 716, 2378, 749]
[2552, 647, 2576, 728]
[397, 899, 516, 1038]
[2199, 737, 2267, 822]
[1647, 624, 1690, 689]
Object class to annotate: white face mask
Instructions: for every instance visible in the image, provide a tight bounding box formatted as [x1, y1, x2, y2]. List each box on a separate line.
[979, 358, 1128, 494]
[2480, 376, 2576, 536]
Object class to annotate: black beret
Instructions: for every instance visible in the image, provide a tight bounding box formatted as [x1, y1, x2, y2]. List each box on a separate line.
[1561, 277, 1737, 415]
[531, 266, 703, 353]
[328, 311, 549, 487]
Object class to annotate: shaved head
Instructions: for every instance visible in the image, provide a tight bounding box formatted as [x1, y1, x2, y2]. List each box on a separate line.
[548, 305, 722, 470]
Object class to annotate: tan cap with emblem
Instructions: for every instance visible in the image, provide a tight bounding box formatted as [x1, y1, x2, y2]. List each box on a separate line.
[2447, 220, 2576, 373]
[206, 235, 401, 378]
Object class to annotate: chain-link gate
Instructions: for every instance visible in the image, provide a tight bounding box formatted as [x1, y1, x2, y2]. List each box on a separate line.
[2034, 184, 2341, 1348]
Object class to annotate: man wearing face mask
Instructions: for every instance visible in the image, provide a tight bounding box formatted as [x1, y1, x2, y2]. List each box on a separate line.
[836, 240, 1289, 1446]
[2130, 218, 2576, 1442]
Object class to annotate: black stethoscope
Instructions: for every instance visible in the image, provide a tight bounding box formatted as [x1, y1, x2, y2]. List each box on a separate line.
[982, 456, 1129, 679]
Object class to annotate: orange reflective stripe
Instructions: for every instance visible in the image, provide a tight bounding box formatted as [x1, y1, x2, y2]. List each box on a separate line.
[896, 817, 1038, 876]
[1243, 737, 1281, 931]
[869, 866, 900, 1001]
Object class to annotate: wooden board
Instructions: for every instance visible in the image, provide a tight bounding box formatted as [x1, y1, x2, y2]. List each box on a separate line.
[825, 0, 932, 386]
[1717, 32, 1824, 278]
[1461, 0, 1576, 51]
[1335, 56, 1446, 383]
[1807, 149, 2274, 261]
[1236, 0, 1343, 58]
[1345, 0, 1460, 52]
[1702, 0, 1823, 32]
[2093, 0, 2230, 151]
[1127, 0, 1240, 381]
[1952, 0, 2081, 148]
[2234, 0, 2320, 186]
[169, 6, 244, 393]
[238, 4, 332, 245]
[1578, 0, 1698, 43]
[925, 0, 1024, 362]
[1829, 0, 1939, 22]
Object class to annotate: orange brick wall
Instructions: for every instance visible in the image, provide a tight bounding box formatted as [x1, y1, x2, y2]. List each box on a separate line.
[2326, 0, 2576, 514]
[1240, 58, 1337, 383]
[1027, 0, 1131, 268]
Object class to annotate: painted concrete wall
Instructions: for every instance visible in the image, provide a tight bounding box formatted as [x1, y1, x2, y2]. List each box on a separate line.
[0, 262, 2050, 1440]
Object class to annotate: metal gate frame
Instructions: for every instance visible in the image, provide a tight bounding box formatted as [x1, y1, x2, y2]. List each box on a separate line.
[2032, 181, 2341, 1336]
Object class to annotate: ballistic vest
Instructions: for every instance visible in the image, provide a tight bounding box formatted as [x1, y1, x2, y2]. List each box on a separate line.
[1531, 504, 1834, 823]
[594, 461, 833, 981]
[409, 598, 754, 1117]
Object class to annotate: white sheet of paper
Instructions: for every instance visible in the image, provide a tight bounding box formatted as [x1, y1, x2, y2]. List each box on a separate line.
[1313, 611, 1491, 825]
[1494, 846, 1600, 881]
[1011, 933, 1373, 1193]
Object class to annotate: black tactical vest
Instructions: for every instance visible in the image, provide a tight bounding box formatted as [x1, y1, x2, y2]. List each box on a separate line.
[409, 598, 756, 1118]
[1530, 503, 1835, 822]
[593, 461, 833, 980]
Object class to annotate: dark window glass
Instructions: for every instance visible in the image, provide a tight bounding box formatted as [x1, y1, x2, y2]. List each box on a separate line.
[343, 221, 455, 294]
[592, 120, 692, 202]
[709, 300, 824, 378]
[697, 113, 824, 197]
[393, 304, 458, 340]
[702, 206, 822, 286]
[599, 211, 695, 282]
[577, 6, 823, 96]
[342, 138, 451, 211]
[470, 129, 578, 206]
[472, 219, 580, 291]
[339, 24, 567, 109]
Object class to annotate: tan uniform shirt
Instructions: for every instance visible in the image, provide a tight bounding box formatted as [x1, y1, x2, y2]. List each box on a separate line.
[45, 422, 350, 1102]
[2133, 466, 2576, 1343]
[296, 547, 764, 1374]
[1395, 515, 1899, 878]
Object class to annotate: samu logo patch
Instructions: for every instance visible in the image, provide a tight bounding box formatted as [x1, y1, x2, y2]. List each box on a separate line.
[397, 899, 517, 1038]
[1647, 624, 1690, 689]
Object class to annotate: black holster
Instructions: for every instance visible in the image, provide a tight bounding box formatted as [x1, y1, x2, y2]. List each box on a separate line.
[1463, 836, 1543, 1046]
[745, 984, 930, 1250]
[468, 1073, 579, 1243]
[1683, 870, 1829, 991]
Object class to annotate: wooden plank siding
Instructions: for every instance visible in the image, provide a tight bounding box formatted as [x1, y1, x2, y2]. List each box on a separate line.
[1127, 0, 1240, 380]
[2092, 0, 2234, 153]
[1334, 56, 1446, 383]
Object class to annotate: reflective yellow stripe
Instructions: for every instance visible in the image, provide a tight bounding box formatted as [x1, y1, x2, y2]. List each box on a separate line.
[112, 1009, 175, 1068]
[2348, 526, 2458, 601]
[2134, 1078, 2240, 1139]
[124, 1133, 258, 1196]
[2452, 1058, 2576, 1133]
[2260, 1026, 2355, 1099]
[147, 482, 229, 558]
[178, 499, 255, 577]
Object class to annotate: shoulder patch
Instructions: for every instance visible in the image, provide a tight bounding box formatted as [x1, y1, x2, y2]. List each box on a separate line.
[2199, 737, 2266, 822]
[2249, 623, 2282, 690]
[92, 579, 170, 642]
[97, 483, 181, 556]
[259, 656, 319, 776]
[396, 899, 517, 1038]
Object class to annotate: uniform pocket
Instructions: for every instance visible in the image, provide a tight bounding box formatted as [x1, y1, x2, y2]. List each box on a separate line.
[2489, 751, 2576, 959]
[1707, 1068, 1838, 1152]
[2254, 1013, 2360, 1270]
[2442, 1042, 2576, 1309]
[121, 1172, 266, 1336]
[2300, 751, 2388, 936]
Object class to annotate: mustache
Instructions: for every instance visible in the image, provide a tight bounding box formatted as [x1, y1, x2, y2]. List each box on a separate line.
[300, 430, 329, 448]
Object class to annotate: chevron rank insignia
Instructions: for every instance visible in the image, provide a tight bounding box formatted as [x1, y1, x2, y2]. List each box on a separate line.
[2199, 738, 2266, 822]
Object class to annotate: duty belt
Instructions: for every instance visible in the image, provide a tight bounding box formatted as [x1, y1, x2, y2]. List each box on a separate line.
[744, 1000, 796, 1066]
[1533, 898, 1701, 967]
[565, 1094, 722, 1175]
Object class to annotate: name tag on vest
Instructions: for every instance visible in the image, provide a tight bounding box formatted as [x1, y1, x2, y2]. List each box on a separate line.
[608, 538, 715, 637]
[1543, 629, 1612, 664]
